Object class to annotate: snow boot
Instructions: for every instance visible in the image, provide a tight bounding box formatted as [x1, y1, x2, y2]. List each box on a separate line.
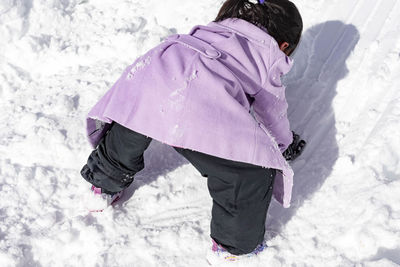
[206, 238, 267, 265]
[85, 185, 123, 212]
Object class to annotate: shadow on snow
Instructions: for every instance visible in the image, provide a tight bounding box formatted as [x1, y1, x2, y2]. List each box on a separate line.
[267, 20, 360, 236]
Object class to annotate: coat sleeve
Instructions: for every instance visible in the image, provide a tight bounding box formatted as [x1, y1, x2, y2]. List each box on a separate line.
[251, 55, 294, 152]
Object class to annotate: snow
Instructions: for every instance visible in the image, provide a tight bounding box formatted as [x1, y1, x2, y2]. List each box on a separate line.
[1, 0, 400, 266]
[128, 56, 152, 79]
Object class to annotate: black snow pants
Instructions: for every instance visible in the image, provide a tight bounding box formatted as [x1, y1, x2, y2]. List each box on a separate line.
[81, 122, 276, 255]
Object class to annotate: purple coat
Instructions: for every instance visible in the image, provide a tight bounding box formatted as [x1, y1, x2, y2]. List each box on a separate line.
[86, 18, 294, 208]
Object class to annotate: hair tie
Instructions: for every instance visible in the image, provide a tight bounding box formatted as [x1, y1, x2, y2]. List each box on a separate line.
[249, 0, 265, 4]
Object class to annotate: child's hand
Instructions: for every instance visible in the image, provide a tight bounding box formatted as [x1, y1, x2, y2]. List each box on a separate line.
[282, 131, 306, 161]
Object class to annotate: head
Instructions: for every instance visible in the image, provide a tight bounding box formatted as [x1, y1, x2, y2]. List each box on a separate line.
[215, 0, 303, 56]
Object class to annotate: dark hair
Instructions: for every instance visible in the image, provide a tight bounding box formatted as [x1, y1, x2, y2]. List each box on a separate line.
[215, 0, 303, 55]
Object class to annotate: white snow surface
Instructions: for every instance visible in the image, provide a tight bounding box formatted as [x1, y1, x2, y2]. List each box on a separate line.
[1, 0, 400, 266]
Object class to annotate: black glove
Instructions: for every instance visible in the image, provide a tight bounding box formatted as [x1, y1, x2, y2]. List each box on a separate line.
[282, 131, 306, 161]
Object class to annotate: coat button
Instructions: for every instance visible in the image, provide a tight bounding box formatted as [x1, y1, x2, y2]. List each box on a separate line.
[167, 34, 180, 41]
[205, 49, 220, 58]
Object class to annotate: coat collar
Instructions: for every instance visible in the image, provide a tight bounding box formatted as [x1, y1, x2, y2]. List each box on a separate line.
[207, 18, 276, 47]
[206, 18, 293, 74]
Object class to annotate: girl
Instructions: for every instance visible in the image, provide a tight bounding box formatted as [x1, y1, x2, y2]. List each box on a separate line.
[80, 0, 305, 262]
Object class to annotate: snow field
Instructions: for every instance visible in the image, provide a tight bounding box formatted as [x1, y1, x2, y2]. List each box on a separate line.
[1, 0, 400, 266]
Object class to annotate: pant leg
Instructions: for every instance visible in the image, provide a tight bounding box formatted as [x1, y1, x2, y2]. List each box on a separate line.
[173, 147, 276, 255]
[81, 122, 152, 194]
